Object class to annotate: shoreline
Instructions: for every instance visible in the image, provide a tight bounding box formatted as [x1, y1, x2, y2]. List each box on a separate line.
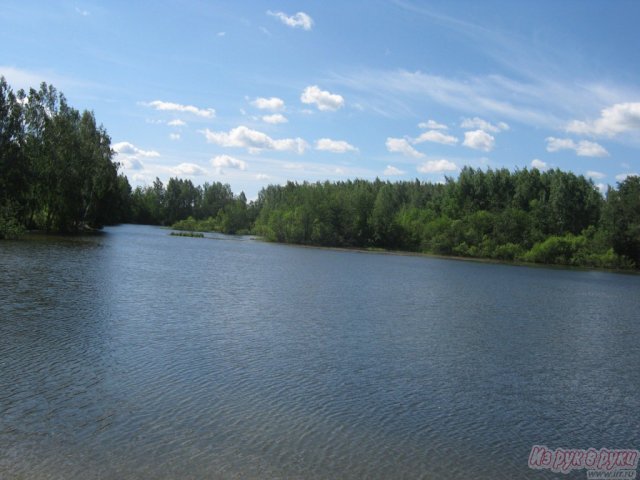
[251, 237, 640, 275]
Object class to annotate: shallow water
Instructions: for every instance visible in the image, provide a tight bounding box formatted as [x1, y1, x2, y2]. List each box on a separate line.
[1, 224, 639, 479]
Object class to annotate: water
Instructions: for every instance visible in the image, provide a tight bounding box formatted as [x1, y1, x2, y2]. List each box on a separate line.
[1, 224, 639, 479]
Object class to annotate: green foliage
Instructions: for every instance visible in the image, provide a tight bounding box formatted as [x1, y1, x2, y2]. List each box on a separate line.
[0, 77, 126, 234]
[602, 176, 640, 266]
[0, 203, 26, 239]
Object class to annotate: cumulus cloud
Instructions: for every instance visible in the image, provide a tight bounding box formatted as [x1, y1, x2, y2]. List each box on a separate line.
[211, 155, 248, 173]
[385, 137, 424, 158]
[567, 102, 640, 137]
[418, 119, 448, 130]
[256, 173, 270, 180]
[201, 126, 307, 154]
[113, 141, 159, 158]
[545, 137, 609, 157]
[146, 100, 215, 118]
[383, 165, 406, 176]
[463, 130, 495, 151]
[168, 119, 186, 127]
[262, 113, 288, 124]
[251, 97, 285, 111]
[169, 133, 181, 141]
[461, 117, 509, 133]
[172, 163, 206, 176]
[417, 159, 458, 173]
[586, 170, 606, 179]
[414, 130, 458, 145]
[531, 159, 548, 170]
[268, 11, 313, 30]
[301, 85, 344, 111]
[315, 138, 358, 153]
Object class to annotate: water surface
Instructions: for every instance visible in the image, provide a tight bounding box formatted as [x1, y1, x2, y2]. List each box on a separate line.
[1, 225, 639, 479]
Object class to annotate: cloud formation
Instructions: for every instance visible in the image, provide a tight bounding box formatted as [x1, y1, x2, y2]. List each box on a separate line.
[545, 137, 609, 157]
[268, 11, 313, 30]
[383, 165, 406, 176]
[146, 100, 215, 118]
[414, 130, 458, 145]
[301, 85, 344, 111]
[113, 141, 159, 158]
[567, 103, 640, 137]
[417, 159, 458, 173]
[386, 137, 424, 158]
[172, 163, 206, 176]
[201, 126, 307, 154]
[461, 117, 509, 133]
[418, 119, 448, 130]
[531, 159, 548, 170]
[211, 155, 248, 173]
[168, 119, 186, 127]
[251, 97, 285, 111]
[463, 130, 495, 151]
[315, 138, 358, 153]
[262, 114, 288, 124]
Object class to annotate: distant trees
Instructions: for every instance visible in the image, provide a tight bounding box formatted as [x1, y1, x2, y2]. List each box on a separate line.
[251, 168, 639, 269]
[0, 77, 127, 237]
[130, 178, 255, 234]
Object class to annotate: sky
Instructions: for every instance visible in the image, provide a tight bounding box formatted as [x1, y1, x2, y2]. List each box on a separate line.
[2, 0, 639, 199]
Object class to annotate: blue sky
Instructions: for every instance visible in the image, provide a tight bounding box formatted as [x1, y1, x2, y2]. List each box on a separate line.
[2, 0, 639, 198]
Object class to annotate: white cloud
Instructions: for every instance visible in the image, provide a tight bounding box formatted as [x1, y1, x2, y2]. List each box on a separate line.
[567, 103, 640, 137]
[217, 32, 226, 37]
[268, 11, 313, 30]
[315, 138, 358, 153]
[75, 7, 90, 16]
[120, 157, 144, 170]
[461, 117, 509, 133]
[531, 159, 548, 170]
[146, 100, 215, 118]
[301, 85, 344, 111]
[262, 113, 288, 124]
[385, 137, 424, 158]
[172, 163, 206, 176]
[463, 130, 495, 151]
[256, 173, 270, 180]
[595, 183, 607, 194]
[201, 126, 307, 154]
[251, 97, 285, 111]
[545, 137, 609, 157]
[383, 165, 406, 176]
[586, 170, 606, 179]
[418, 119, 448, 130]
[168, 119, 186, 127]
[615, 172, 639, 182]
[576, 141, 610, 157]
[417, 159, 458, 173]
[113, 141, 159, 158]
[169, 133, 180, 141]
[413, 130, 458, 145]
[211, 155, 248, 173]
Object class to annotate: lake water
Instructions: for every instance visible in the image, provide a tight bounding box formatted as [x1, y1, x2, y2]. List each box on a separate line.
[1, 224, 639, 479]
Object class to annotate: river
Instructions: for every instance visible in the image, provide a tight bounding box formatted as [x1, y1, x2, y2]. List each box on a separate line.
[1, 224, 639, 479]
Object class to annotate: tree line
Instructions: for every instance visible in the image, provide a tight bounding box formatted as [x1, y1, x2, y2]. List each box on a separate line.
[1, 78, 638, 269]
[0, 77, 129, 236]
